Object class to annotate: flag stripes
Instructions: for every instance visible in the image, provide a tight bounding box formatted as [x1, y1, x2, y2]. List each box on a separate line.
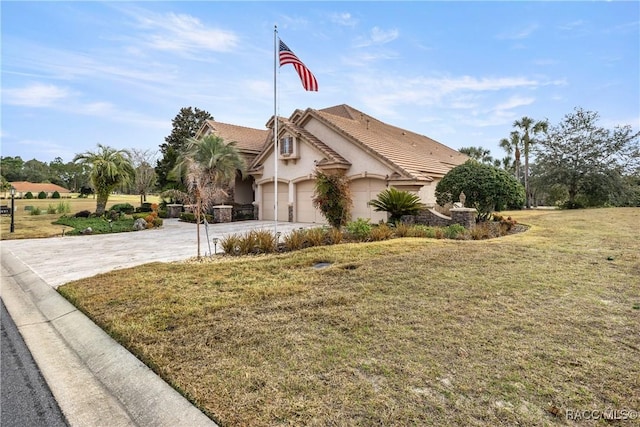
[279, 39, 318, 91]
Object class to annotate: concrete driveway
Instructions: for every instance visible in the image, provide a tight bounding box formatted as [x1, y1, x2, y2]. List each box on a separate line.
[0, 219, 316, 427]
[2, 219, 314, 288]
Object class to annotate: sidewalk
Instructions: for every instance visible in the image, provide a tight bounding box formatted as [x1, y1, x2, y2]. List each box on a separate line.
[0, 220, 314, 426]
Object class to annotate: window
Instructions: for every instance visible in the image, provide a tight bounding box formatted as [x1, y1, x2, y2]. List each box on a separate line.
[280, 136, 294, 156]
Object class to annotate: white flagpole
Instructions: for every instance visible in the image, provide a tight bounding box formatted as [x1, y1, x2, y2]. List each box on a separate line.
[273, 25, 279, 236]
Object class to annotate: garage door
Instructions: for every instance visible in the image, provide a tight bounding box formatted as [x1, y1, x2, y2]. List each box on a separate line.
[351, 178, 388, 223]
[262, 182, 288, 221]
[296, 180, 326, 224]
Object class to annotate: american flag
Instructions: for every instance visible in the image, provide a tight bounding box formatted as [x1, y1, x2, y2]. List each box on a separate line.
[279, 39, 318, 92]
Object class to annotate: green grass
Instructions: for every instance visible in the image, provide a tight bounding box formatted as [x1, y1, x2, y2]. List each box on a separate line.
[58, 208, 640, 426]
[54, 216, 135, 235]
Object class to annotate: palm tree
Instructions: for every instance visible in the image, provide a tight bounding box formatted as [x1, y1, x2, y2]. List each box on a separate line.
[459, 146, 495, 165]
[73, 144, 134, 215]
[499, 131, 522, 181]
[368, 187, 426, 223]
[513, 116, 548, 208]
[172, 135, 246, 258]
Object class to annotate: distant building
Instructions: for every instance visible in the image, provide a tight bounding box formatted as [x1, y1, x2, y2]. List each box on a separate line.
[8, 182, 71, 198]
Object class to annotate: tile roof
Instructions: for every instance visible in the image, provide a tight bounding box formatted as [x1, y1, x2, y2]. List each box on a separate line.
[309, 104, 468, 180]
[9, 182, 71, 194]
[200, 120, 270, 153]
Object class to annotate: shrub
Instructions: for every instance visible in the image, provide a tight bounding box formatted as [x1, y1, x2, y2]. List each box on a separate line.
[409, 225, 436, 238]
[25, 192, 34, 199]
[144, 214, 156, 224]
[312, 170, 352, 228]
[38, 191, 47, 199]
[345, 218, 372, 241]
[394, 223, 410, 238]
[436, 160, 525, 220]
[30, 207, 42, 215]
[57, 201, 71, 214]
[470, 222, 494, 240]
[137, 202, 153, 213]
[369, 223, 393, 241]
[306, 227, 326, 247]
[47, 204, 57, 214]
[253, 230, 276, 253]
[444, 224, 467, 239]
[152, 218, 163, 228]
[74, 210, 91, 218]
[179, 212, 213, 223]
[52, 191, 61, 199]
[368, 188, 426, 223]
[327, 227, 343, 245]
[283, 229, 307, 251]
[220, 234, 242, 256]
[110, 203, 135, 214]
[158, 210, 168, 219]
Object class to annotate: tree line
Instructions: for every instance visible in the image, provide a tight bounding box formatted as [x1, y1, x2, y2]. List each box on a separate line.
[459, 107, 640, 209]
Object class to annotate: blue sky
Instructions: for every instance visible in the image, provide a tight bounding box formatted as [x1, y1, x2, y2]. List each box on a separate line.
[2, 1, 639, 165]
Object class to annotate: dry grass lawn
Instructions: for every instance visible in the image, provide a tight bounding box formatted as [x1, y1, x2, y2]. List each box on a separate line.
[58, 208, 640, 426]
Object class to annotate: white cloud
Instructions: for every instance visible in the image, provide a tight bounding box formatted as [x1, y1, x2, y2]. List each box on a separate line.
[496, 23, 539, 40]
[330, 12, 358, 27]
[354, 26, 399, 47]
[494, 96, 535, 111]
[3, 83, 71, 107]
[558, 20, 586, 31]
[133, 12, 238, 54]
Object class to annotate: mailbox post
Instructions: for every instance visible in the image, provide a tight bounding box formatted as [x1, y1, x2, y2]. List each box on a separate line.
[10, 186, 16, 233]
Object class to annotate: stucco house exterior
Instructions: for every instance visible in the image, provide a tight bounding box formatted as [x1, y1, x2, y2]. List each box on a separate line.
[197, 104, 468, 224]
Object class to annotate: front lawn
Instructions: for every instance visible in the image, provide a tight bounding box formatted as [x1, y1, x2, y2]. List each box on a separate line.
[58, 208, 640, 426]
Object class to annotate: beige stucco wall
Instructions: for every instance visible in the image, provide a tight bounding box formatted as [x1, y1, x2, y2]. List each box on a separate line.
[255, 117, 445, 221]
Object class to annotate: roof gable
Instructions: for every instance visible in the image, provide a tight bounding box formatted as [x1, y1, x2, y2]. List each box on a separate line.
[307, 104, 468, 180]
[197, 120, 269, 154]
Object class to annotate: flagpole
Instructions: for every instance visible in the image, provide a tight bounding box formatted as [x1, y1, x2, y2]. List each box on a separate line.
[273, 25, 279, 236]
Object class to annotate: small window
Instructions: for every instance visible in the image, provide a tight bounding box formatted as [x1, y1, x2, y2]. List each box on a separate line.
[280, 136, 294, 156]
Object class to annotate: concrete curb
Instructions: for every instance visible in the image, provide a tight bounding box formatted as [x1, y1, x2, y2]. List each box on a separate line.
[1, 246, 217, 427]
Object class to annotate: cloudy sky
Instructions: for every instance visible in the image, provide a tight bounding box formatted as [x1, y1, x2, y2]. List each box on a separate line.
[2, 1, 638, 164]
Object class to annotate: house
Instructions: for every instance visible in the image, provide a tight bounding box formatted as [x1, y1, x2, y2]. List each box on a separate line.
[7, 182, 71, 198]
[197, 104, 468, 224]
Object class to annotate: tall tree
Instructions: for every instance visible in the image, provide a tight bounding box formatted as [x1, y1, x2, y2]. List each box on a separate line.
[514, 116, 548, 208]
[172, 135, 246, 258]
[74, 144, 135, 215]
[535, 108, 640, 208]
[131, 149, 158, 205]
[499, 131, 522, 181]
[156, 107, 213, 190]
[0, 156, 25, 182]
[459, 146, 495, 165]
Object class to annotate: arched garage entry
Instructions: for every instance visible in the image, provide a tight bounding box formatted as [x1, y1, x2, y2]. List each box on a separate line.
[295, 180, 326, 224]
[350, 177, 388, 223]
[261, 181, 288, 221]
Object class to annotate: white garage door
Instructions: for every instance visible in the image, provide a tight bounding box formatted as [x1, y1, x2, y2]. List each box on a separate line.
[296, 180, 326, 224]
[262, 182, 288, 221]
[351, 178, 388, 223]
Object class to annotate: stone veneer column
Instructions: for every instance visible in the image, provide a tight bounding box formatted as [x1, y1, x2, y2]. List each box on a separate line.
[449, 208, 477, 229]
[212, 205, 233, 223]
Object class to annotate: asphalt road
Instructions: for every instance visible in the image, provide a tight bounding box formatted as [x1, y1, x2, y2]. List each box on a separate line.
[1, 299, 68, 427]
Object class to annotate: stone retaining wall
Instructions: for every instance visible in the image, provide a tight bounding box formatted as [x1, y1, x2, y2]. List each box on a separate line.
[401, 207, 477, 229]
